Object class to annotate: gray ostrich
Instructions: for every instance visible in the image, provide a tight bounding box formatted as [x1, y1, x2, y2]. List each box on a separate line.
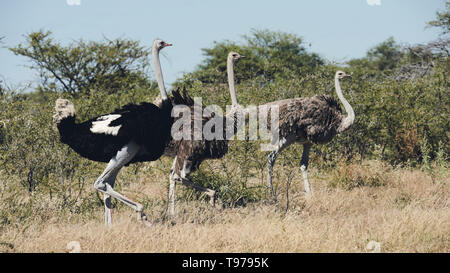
[165, 52, 245, 218]
[262, 70, 355, 200]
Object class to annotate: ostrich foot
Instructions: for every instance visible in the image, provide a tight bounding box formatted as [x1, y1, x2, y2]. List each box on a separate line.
[206, 189, 216, 207]
[137, 211, 152, 227]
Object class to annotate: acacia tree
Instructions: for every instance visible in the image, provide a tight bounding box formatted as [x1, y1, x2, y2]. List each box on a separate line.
[179, 29, 324, 85]
[427, 2, 450, 36]
[347, 37, 404, 73]
[10, 30, 153, 96]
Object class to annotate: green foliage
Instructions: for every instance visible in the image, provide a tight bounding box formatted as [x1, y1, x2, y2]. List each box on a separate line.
[368, 37, 404, 71]
[436, 141, 448, 170]
[177, 29, 324, 86]
[10, 30, 153, 96]
[1, 90, 93, 206]
[348, 37, 404, 72]
[328, 161, 388, 190]
[435, 140, 449, 181]
[342, 33, 449, 164]
[421, 134, 431, 172]
[427, 2, 450, 36]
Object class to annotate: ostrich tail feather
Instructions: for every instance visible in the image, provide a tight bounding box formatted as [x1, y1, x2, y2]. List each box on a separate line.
[53, 98, 76, 123]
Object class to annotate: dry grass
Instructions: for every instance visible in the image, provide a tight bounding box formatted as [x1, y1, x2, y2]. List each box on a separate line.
[0, 162, 448, 253]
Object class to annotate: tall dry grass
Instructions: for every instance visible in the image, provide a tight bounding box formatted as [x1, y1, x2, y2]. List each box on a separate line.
[0, 161, 448, 253]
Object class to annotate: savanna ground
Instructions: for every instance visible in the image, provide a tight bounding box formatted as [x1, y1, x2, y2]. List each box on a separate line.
[1, 159, 448, 253]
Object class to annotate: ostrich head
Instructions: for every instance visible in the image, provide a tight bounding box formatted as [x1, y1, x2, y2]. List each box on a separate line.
[153, 39, 172, 51]
[53, 98, 75, 124]
[335, 70, 351, 80]
[228, 51, 245, 61]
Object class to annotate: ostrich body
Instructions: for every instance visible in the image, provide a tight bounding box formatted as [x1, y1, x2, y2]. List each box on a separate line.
[263, 71, 354, 199]
[166, 52, 245, 217]
[53, 39, 173, 225]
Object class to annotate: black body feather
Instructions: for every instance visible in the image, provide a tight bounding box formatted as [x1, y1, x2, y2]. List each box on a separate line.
[168, 87, 233, 175]
[57, 100, 173, 165]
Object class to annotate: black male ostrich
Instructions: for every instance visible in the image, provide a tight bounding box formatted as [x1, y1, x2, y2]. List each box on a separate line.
[53, 39, 173, 226]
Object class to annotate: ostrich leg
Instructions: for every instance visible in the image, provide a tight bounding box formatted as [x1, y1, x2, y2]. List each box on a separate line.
[267, 137, 293, 202]
[104, 193, 112, 226]
[93, 142, 149, 226]
[168, 171, 177, 219]
[167, 157, 179, 219]
[179, 159, 216, 206]
[167, 158, 216, 219]
[300, 143, 312, 196]
[267, 150, 280, 202]
[103, 170, 118, 226]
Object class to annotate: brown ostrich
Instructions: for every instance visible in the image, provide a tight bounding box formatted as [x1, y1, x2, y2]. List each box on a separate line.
[261, 70, 355, 200]
[164, 52, 245, 218]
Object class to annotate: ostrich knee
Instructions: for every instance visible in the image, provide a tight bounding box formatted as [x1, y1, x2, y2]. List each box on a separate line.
[267, 152, 277, 183]
[94, 177, 107, 192]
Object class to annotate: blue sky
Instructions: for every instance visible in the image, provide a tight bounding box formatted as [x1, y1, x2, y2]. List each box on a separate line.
[0, 0, 446, 90]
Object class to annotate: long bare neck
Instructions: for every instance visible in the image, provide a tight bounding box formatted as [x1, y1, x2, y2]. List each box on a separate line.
[227, 56, 238, 106]
[152, 46, 168, 101]
[335, 77, 355, 133]
[225, 56, 244, 135]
